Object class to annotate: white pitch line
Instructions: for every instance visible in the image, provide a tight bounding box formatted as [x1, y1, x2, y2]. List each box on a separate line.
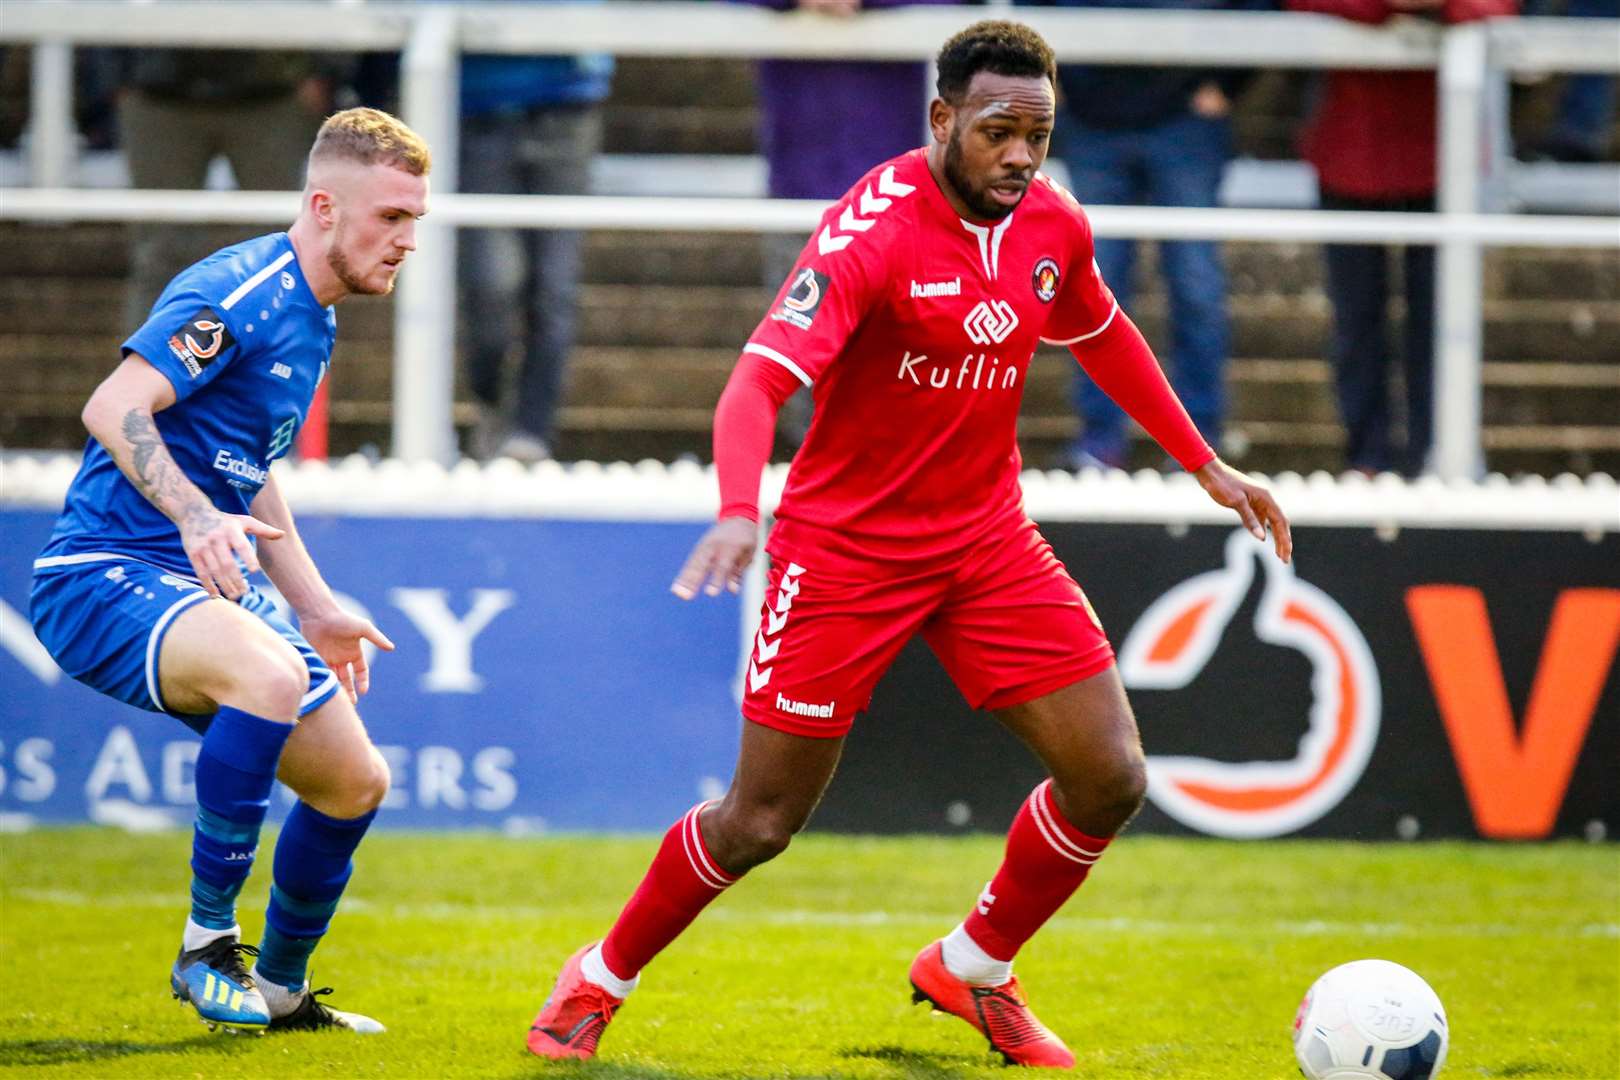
[8, 889, 1616, 939]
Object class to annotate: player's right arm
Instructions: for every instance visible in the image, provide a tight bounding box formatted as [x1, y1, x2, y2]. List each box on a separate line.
[671, 186, 892, 600]
[80, 354, 284, 599]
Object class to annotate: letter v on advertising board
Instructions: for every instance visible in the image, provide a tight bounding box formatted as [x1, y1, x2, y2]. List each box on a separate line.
[1407, 586, 1620, 839]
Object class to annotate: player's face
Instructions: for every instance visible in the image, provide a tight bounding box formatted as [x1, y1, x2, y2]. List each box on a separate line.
[934, 72, 1054, 221]
[327, 163, 429, 297]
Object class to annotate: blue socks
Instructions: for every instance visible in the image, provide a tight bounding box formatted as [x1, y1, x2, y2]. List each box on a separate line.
[256, 802, 377, 991]
[189, 706, 295, 932]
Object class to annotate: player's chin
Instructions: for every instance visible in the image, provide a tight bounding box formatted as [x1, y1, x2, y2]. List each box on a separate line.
[362, 266, 402, 296]
[969, 186, 1024, 219]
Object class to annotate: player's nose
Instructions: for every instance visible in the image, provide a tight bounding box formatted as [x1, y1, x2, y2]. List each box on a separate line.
[1002, 139, 1036, 171]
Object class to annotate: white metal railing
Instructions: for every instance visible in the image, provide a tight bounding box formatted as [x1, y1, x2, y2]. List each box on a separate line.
[2, 2, 1618, 478]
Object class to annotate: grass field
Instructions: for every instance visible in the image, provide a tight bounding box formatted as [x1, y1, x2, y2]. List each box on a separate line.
[0, 829, 1615, 1079]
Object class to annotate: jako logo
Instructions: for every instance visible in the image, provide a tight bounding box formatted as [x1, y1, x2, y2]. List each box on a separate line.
[1118, 530, 1380, 838]
[963, 300, 1018, 344]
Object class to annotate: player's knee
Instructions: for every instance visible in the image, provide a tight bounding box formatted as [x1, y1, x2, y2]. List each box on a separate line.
[710, 806, 798, 873]
[1052, 747, 1146, 834]
[325, 748, 391, 819]
[232, 645, 309, 718]
[733, 816, 796, 870]
[1094, 750, 1148, 824]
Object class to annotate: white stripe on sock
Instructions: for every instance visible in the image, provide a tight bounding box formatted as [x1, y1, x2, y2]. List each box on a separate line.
[681, 802, 733, 891]
[1029, 781, 1104, 865]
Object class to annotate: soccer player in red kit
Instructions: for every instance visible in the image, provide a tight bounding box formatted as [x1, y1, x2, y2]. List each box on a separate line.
[527, 20, 1292, 1067]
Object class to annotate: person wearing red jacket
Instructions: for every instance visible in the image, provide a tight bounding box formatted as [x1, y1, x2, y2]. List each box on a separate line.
[1287, 0, 1517, 475]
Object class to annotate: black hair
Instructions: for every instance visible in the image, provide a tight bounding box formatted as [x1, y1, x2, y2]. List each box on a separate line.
[935, 20, 1057, 105]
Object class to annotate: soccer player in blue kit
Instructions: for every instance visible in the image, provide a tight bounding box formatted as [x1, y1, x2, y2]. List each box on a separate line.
[29, 108, 430, 1035]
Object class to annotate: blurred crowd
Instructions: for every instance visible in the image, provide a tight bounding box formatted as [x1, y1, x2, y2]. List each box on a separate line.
[0, 0, 1613, 478]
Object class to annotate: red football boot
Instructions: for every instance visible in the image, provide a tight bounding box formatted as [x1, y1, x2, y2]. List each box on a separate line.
[526, 943, 624, 1061]
[909, 940, 1076, 1068]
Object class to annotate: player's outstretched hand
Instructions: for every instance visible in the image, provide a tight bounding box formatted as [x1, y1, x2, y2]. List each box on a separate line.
[180, 509, 286, 600]
[301, 607, 396, 704]
[1193, 458, 1293, 563]
[672, 516, 759, 600]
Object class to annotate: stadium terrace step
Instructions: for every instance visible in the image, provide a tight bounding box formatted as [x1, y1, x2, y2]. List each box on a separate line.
[602, 104, 758, 156]
[583, 231, 770, 287]
[568, 284, 1620, 364]
[0, 223, 1614, 475]
[1488, 248, 1620, 302]
[606, 58, 758, 108]
[4, 225, 1613, 306]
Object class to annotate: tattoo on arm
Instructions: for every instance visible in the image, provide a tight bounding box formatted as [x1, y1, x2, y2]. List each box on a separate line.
[118, 407, 217, 534]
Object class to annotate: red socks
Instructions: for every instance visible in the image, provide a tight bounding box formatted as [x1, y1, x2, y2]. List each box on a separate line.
[962, 779, 1113, 961]
[600, 801, 736, 981]
[596, 783, 1107, 982]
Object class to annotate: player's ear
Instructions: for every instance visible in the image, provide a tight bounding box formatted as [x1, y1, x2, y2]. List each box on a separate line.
[928, 98, 954, 145]
[308, 188, 338, 230]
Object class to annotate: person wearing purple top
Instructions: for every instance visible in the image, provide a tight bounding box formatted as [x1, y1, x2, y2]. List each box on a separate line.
[743, 0, 962, 443]
[749, 0, 961, 200]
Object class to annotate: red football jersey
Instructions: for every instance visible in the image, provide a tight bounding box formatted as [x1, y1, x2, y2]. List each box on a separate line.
[742, 148, 1119, 558]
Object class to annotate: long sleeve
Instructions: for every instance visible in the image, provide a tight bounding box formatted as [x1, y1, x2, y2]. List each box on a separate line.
[1069, 312, 1216, 472]
[713, 355, 805, 522]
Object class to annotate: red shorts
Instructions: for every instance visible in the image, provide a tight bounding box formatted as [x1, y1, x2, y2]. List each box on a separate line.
[742, 514, 1115, 738]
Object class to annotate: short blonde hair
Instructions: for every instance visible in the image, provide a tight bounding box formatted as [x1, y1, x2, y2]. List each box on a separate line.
[309, 107, 432, 176]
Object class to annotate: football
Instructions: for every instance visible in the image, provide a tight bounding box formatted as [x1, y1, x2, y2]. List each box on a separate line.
[1292, 959, 1449, 1080]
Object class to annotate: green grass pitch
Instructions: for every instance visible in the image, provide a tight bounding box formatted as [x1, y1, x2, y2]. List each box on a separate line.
[1, 829, 1614, 1078]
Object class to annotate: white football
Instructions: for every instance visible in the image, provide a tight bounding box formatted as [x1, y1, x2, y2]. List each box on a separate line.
[1292, 959, 1449, 1080]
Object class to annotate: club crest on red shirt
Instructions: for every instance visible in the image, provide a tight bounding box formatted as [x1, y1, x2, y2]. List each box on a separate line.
[1032, 257, 1060, 304]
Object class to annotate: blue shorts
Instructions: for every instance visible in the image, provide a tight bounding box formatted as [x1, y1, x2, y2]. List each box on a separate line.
[30, 554, 339, 734]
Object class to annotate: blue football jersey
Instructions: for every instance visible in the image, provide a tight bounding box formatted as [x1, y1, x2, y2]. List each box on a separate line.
[38, 232, 337, 574]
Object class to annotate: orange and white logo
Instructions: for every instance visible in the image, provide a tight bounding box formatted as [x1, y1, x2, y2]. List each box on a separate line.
[183, 319, 227, 360]
[1119, 530, 1381, 838]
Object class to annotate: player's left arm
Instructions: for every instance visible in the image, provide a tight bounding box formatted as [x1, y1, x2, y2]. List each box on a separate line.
[1066, 317, 1292, 563]
[1048, 201, 1292, 562]
[251, 472, 394, 702]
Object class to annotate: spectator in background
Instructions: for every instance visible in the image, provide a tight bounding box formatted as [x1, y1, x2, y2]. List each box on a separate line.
[458, 48, 613, 463]
[744, 0, 960, 444]
[1522, 0, 1617, 162]
[1288, 0, 1517, 476]
[120, 51, 337, 329]
[1021, 0, 1267, 472]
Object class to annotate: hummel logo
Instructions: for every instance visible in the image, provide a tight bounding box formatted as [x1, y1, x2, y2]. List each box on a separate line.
[818, 165, 916, 256]
[976, 883, 997, 916]
[963, 300, 1019, 345]
[749, 562, 806, 692]
[910, 278, 961, 299]
[775, 692, 835, 719]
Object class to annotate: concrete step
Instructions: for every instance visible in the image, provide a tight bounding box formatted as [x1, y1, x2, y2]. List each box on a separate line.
[6, 329, 1615, 426]
[4, 224, 1615, 303]
[606, 58, 756, 108]
[566, 284, 1620, 363]
[1487, 247, 1620, 302]
[602, 105, 757, 156]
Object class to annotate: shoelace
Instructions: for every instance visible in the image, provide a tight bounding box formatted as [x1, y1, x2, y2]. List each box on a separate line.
[580, 985, 618, 1026]
[198, 940, 261, 985]
[298, 986, 344, 1027]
